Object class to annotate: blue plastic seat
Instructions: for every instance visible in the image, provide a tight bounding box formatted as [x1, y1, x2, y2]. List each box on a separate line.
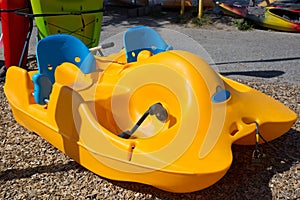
[123, 26, 173, 63]
[32, 34, 96, 105]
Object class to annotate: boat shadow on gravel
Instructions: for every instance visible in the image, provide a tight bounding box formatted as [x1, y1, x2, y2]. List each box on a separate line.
[216, 56, 300, 79]
[0, 161, 79, 182]
[220, 70, 285, 78]
[0, 126, 298, 199]
[214, 56, 300, 66]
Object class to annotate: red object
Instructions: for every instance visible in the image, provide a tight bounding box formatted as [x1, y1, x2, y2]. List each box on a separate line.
[1, 0, 29, 69]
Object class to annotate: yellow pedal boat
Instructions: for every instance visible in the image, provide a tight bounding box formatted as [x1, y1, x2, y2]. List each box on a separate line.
[4, 26, 297, 193]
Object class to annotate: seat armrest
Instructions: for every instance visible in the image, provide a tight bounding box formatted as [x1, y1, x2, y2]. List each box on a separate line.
[32, 73, 53, 105]
[55, 63, 93, 90]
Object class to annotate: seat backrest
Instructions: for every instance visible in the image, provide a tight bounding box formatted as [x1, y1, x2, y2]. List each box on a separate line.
[123, 26, 173, 63]
[33, 34, 96, 104]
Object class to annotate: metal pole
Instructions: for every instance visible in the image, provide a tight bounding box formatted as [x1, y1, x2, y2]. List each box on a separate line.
[198, 0, 203, 19]
[180, 0, 185, 16]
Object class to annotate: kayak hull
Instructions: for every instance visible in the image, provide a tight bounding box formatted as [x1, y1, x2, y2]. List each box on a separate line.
[217, 2, 300, 32]
[30, 0, 103, 47]
[0, 0, 29, 68]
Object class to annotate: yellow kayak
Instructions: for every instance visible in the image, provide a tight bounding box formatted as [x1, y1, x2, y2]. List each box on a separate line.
[4, 26, 297, 193]
[217, 2, 300, 32]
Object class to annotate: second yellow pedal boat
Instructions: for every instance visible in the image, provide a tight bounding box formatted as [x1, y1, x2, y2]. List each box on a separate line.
[4, 26, 297, 193]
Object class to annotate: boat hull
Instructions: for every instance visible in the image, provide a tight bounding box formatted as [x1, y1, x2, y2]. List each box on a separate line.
[8, 100, 228, 193]
[4, 50, 297, 192]
[4, 66, 230, 193]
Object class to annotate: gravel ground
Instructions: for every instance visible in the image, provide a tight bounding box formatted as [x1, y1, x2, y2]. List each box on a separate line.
[0, 80, 299, 199]
[0, 6, 300, 200]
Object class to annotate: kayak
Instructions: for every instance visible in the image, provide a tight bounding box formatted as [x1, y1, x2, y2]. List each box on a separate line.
[0, 0, 30, 69]
[268, 0, 300, 9]
[4, 26, 297, 193]
[217, 2, 300, 32]
[30, 0, 104, 48]
[268, 1, 300, 12]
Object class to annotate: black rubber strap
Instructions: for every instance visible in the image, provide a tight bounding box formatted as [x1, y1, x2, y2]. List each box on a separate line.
[0, 7, 29, 13]
[14, 7, 104, 18]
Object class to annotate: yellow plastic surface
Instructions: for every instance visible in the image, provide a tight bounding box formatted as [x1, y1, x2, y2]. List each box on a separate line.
[263, 7, 299, 32]
[4, 50, 297, 193]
